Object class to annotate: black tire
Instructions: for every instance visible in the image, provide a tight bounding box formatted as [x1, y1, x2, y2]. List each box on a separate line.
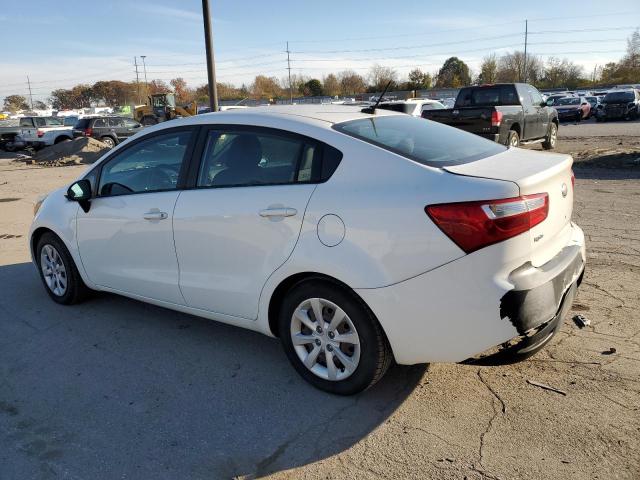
[54, 136, 71, 144]
[506, 130, 520, 147]
[278, 280, 393, 395]
[575, 111, 582, 123]
[542, 122, 558, 150]
[100, 136, 116, 148]
[36, 232, 90, 305]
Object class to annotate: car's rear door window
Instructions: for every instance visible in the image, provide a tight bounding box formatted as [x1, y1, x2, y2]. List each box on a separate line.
[196, 128, 339, 188]
[333, 115, 505, 167]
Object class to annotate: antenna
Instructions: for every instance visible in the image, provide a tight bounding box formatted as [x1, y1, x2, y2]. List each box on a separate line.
[361, 80, 392, 114]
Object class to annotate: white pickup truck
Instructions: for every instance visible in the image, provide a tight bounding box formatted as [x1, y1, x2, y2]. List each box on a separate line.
[0, 116, 74, 150]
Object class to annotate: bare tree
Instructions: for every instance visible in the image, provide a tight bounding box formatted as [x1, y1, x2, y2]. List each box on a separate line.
[337, 70, 367, 95]
[322, 73, 340, 96]
[477, 54, 498, 84]
[368, 64, 397, 91]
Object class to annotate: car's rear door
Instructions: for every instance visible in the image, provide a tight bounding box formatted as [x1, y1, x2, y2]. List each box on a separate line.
[173, 126, 325, 320]
[76, 127, 196, 303]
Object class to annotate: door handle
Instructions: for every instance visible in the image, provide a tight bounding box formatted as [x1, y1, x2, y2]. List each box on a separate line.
[143, 210, 168, 220]
[259, 207, 297, 218]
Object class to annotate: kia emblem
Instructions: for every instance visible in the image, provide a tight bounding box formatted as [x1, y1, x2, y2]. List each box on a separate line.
[561, 183, 568, 198]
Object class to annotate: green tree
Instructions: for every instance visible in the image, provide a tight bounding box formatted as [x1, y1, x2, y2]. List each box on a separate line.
[435, 57, 471, 87]
[406, 68, 432, 89]
[3, 94, 29, 112]
[303, 79, 323, 96]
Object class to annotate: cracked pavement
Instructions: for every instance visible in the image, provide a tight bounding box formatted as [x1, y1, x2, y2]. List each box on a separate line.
[1, 126, 639, 479]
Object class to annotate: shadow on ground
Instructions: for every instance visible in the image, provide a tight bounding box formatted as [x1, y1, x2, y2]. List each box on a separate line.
[0, 262, 426, 480]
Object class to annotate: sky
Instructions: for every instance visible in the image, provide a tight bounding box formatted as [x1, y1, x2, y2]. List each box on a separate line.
[0, 0, 638, 101]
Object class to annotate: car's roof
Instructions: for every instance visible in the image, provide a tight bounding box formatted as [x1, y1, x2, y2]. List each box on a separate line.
[184, 104, 401, 127]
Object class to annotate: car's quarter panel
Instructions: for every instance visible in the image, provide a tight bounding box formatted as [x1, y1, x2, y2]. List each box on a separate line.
[259, 140, 520, 293]
[76, 191, 185, 304]
[173, 184, 316, 319]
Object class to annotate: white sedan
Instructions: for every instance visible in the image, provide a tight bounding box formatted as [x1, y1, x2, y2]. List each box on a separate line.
[30, 105, 585, 395]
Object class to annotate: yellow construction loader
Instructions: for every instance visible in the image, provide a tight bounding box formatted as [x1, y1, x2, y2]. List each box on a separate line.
[134, 93, 197, 125]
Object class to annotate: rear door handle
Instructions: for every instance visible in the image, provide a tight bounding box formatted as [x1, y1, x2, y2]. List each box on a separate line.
[259, 207, 297, 218]
[143, 210, 168, 220]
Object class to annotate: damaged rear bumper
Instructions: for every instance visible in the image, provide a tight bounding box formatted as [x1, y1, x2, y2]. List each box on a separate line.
[357, 223, 586, 365]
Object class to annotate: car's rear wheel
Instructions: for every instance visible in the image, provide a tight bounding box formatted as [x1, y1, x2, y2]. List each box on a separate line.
[278, 280, 392, 395]
[36, 232, 89, 305]
[507, 130, 520, 147]
[542, 122, 557, 150]
[100, 136, 115, 148]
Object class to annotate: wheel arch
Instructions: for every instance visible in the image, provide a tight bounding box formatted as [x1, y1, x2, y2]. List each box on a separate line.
[267, 271, 380, 339]
[30, 226, 56, 259]
[509, 122, 521, 136]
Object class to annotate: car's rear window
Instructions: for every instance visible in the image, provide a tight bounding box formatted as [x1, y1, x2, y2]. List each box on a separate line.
[333, 115, 506, 167]
[455, 86, 519, 107]
[378, 103, 414, 114]
[75, 118, 90, 129]
[604, 92, 634, 103]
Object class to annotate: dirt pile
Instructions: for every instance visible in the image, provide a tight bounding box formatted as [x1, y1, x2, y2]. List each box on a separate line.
[32, 137, 109, 166]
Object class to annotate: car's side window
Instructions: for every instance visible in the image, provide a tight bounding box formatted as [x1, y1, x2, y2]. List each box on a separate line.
[93, 119, 107, 128]
[108, 118, 124, 127]
[98, 130, 192, 197]
[124, 119, 139, 128]
[529, 87, 543, 106]
[196, 129, 317, 188]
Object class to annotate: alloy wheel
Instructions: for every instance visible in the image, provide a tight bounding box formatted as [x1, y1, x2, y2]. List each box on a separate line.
[40, 244, 67, 296]
[290, 297, 361, 381]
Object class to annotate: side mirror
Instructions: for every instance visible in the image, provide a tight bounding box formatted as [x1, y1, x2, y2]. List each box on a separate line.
[66, 179, 92, 212]
[134, 123, 142, 128]
[546, 100, 554, 106]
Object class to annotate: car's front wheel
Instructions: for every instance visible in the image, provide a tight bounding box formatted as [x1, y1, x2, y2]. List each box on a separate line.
[278, 280, 392, 395]
[36, 232, 89, 305]
[100, 136, 115, 148]
[542, 122, 557, 150]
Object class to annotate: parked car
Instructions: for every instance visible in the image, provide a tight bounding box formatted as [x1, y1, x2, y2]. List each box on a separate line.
[545, 93, 574, 106]
[584, 96, 600, 112]
[377, 99, 445, 116]
[552, 96, 591, 122]
[73, 116, 143, 148]
[597, 89, 640, 121]
[0, 116, 72, 151]
[423, 83, 559, 149]
[30, 105, 585, 394]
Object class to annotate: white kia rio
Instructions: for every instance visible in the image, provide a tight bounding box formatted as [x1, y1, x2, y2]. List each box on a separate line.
[30, 105, 585, 395]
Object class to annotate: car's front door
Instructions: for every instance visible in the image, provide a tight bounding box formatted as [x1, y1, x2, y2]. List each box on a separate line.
[173, 127, 322, 319]
[123, 118, 143, 139]
[76, 128, 195, 303]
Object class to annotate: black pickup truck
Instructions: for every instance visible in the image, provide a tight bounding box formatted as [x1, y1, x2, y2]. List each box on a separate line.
[422, 83, 559, 149]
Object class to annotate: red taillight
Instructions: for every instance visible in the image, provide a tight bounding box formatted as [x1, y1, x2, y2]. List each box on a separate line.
[425, 193, 549, 254]
[491, 110, 503, 127]
[84, 127, 93, 137]
[571, 170, 575, 189]
[36, 129, 44, 138]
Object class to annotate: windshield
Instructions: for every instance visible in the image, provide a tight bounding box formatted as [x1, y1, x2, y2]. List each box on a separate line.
[333, 115, 505, 167]
[604, 92, 634, 103]
[557, 98, 580, 105]
[377, 103, 414, 114]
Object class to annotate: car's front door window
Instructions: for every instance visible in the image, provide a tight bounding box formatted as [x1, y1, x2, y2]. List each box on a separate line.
[98, 131, 191, 196]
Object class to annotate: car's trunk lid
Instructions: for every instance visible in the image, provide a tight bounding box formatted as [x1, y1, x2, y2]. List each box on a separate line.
[443, 147, 574, 266]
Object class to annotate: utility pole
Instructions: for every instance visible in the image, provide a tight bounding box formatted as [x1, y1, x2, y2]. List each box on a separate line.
[26, 76, 33, 110]
[140, 55, 149, 97]
[286, 41, 293, 104]
[592, 64, 597, 86]
[202, 0, 219, 111]
[134, 56, 141, 104]
[522, 19, 528, 83]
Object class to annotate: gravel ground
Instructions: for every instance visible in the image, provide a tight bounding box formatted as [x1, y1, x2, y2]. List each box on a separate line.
[0, 128, 638, 479]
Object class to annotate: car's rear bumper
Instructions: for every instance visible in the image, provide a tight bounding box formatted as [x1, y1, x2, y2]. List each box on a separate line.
[356, 223, 586, 364]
